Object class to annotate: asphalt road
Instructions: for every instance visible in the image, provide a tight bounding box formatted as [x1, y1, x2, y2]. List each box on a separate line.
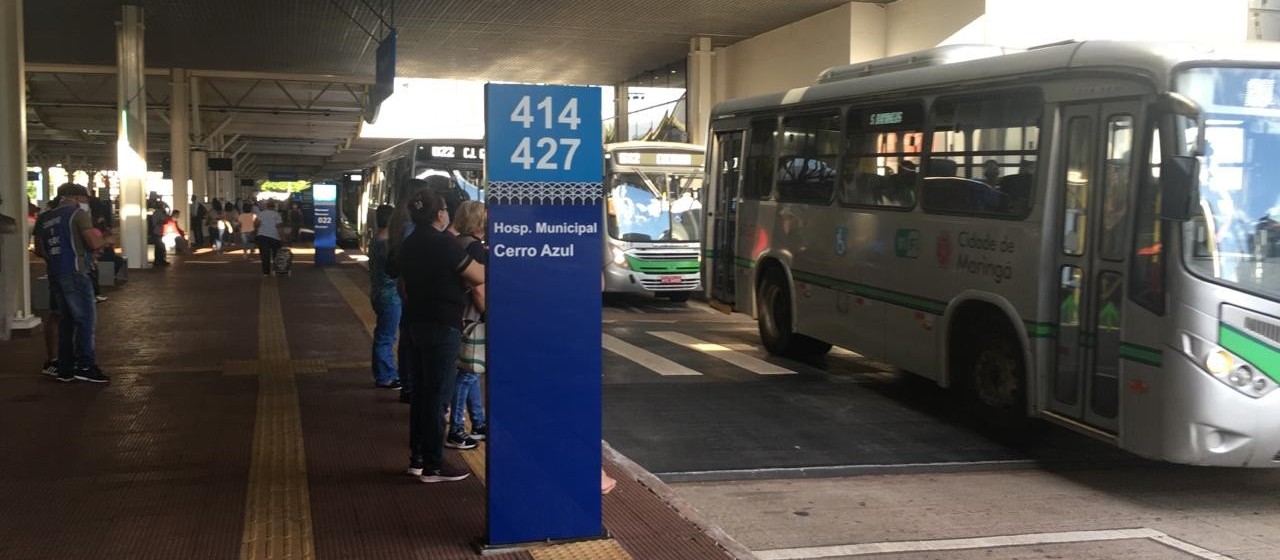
[601, 293, 1280, 560]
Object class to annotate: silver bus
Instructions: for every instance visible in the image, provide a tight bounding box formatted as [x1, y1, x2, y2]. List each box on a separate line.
[357, 138, 485, 248]
[704, 41, 1280, 467]
[604, 141, 704, 301]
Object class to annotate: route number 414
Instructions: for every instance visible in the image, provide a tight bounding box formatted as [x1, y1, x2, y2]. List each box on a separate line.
[510, 96, 583, 171]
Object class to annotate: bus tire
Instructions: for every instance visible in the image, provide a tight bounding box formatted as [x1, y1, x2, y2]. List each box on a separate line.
[962, 319, 1026, 420]
[757, 269, 831, 358]
[666, 291, 690, 303]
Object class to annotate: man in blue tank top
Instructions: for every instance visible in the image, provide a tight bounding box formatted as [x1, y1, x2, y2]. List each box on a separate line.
[33, 183, 109, 383]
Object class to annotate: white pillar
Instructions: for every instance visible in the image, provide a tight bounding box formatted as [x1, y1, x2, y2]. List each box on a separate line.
[189, 75, 208, 202]
[0, 0, 37, 334]
[687, 37, 714, 147]
[170, 68, 190, 234]
[117, 4, 148, 269]
[614, 84, 629, 143]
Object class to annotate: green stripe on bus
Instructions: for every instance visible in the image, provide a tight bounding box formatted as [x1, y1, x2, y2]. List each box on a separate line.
[791, 269, 947, 316]
[1119, 342, 1163, 367]
[1024, 322, 1056, 338]
[703, 248, 716, 258]
[1219, 324, 1280, 384]
[735, 257, 756, 269]
[625, 256, 700, 274]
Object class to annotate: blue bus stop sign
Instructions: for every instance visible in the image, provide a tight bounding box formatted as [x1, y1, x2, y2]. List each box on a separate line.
[312, 183, 337, 265]
[484, 83, 603, 547]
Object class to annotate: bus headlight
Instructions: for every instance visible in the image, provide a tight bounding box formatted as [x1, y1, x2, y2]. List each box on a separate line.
[1181, 331, 1277, 398]
[611, 248, 628, 268]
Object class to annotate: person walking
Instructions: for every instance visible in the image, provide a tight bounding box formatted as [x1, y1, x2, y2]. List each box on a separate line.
[149, 205, 170, 267]
[388, 190, 485, 483]
[368, 205, 401, 389]
[238, 202, 256, 260]
[254, 201, 284, 275]
[32, 183, 110, 383]
[447, 201, 488, 448]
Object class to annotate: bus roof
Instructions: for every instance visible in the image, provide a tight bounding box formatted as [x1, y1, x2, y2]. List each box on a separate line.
[713, 40, 1280, 118]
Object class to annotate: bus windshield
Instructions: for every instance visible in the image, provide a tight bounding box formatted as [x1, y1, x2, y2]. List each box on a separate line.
[606, 171, 703, 242]
[1177, 67, 1280, 301]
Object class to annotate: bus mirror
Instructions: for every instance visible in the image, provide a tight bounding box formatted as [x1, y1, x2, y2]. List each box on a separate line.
[1160, 155, 1199, 222]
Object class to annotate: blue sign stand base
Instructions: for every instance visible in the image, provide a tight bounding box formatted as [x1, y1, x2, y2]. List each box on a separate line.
[475, 531, 611, 557]
[314, 247, 335, 266]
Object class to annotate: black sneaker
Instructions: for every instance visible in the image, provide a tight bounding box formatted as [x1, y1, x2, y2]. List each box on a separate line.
[445, 433, 478, 450]
[56, 371, 76, 383]
[73, 366, 111, 384]
[406, 458, 424, 477]
[418, 467, 470, 483]
[469, 424, 487, 441]
[376, 379, 403, 390]
[41, 360, 58, 376]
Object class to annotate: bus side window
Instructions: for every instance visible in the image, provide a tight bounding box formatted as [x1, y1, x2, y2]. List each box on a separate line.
[923, 91, 1041, 218]
[1129, 127, 1166, 314]
[746, 119, 778, 200]
[777, 111, 840, 204]
[840, 102, 924, 208]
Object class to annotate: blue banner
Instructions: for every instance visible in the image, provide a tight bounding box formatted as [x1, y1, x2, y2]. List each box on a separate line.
[485, 83, 604, 546]
[312, 183, 337, 265]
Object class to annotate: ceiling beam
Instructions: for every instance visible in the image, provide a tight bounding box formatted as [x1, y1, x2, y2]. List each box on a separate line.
[25, 63, 375, 85]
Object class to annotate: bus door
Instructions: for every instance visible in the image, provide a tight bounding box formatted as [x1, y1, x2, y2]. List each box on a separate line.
[709, 130, 745, 308]
[1049, 100, 1140, 434]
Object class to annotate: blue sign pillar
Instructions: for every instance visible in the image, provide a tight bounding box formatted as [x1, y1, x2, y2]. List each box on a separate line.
[312, 183, 337, 266]
[484, 84, 604, 547]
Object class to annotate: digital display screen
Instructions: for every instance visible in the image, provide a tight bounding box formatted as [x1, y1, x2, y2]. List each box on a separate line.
[419, 144, 485, 161]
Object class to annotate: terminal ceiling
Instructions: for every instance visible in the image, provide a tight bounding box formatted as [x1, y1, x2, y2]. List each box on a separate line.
[23, 0, 895, 179]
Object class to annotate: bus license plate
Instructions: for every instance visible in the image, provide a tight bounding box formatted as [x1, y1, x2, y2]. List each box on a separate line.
[660, 275, 682, 284]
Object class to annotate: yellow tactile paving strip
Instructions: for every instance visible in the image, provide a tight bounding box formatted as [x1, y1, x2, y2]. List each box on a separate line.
[239, 277, 318, 560]
[325, 266, 634, 559]
[325, 268, 376, 338]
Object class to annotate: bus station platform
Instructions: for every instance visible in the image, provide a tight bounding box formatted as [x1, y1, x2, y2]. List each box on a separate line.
[0, 248, 752, 560]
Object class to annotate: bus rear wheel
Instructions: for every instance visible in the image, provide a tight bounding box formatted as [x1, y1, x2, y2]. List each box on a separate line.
[757, 269, 831, 358]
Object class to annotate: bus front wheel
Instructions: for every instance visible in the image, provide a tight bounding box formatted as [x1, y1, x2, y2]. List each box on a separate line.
[757, 270, 831, 358]
[964, 321, 1026, 418]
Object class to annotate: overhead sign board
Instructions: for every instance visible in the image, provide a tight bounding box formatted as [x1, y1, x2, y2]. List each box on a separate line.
[484, 83, 604, 548]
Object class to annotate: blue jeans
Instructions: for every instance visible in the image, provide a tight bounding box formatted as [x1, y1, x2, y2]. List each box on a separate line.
[450, 371, 486, 436]
[371, 290, 401, 385]
[49, 273, 97, 371]
[407, 322, 461, 470]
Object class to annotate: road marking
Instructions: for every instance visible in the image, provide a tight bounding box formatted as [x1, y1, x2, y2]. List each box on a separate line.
[753, 528, 1232, 560]
[602, 334, 702, 376]
[648, 331, 795, 375]
[239, 277, 316, 560]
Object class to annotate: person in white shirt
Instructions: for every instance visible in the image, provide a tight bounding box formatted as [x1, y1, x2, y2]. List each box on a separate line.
[254, 201, 284, 275]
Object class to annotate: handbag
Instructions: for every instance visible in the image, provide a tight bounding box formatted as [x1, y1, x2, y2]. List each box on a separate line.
[457, 319, 486, 374]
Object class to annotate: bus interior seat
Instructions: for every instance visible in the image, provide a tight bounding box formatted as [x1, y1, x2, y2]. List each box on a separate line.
[925, 158, 958, 177]
[998, 173, 1034, 213]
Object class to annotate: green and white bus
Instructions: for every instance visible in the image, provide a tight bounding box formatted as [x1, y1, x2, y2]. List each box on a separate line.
[704, 41, 1280, 467]
[604, 141, 705, 302]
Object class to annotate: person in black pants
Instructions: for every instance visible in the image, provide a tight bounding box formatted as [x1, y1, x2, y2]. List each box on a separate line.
[253, 200, 284, 275]
[387, 190, 485, 483]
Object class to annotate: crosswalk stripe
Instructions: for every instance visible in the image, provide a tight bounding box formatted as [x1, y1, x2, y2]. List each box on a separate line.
[602, 334, 703, 376]
[647, 331, 796, 375]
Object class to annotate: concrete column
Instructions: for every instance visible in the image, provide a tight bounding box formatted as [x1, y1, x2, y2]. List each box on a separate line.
[0, 0, 37, 334]
[117, 4, 148, 269]
[189, 75, 208, 202]
[170, 68, 190, 234]
[614, 84, 629, 143]
[686, 37, 714, 147]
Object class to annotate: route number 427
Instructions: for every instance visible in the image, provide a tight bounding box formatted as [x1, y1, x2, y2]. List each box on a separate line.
[510, 96, 583, 171]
